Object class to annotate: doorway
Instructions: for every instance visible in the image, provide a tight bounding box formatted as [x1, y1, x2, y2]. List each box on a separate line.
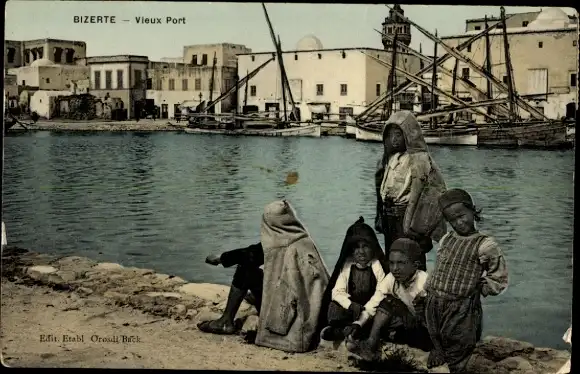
[161, 104, 169, 119]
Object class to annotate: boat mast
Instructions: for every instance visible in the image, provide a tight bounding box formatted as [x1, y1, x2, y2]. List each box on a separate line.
[450, 59, 458, 123]
[243, 69, 249, 111]
[359, 18, 511, 122]
[261, 3, 297, 125]
[430, 30, 438, 129]
[383, 30, 398, 120]
[208, 52, 217, 113]
[277, 36, 288, 122]
[500, 6, 517, 122]
[386, 5, 547, 121]
[484, 15, 494, 116]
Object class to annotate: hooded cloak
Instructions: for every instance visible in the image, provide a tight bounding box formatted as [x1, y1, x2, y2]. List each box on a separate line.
[255, 200, 330, 353]
[319, 217, 389, 327]
[375, 111, 447, 242]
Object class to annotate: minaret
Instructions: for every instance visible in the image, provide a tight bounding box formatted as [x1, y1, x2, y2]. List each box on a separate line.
[382, 4, 412, 52]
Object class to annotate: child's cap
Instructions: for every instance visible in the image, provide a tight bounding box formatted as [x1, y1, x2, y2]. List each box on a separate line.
[390, 238, 422, 263]
[439, 188, 475, 211]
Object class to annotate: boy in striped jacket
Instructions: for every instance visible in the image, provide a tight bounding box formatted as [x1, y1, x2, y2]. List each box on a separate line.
[425, 189, 509, 373]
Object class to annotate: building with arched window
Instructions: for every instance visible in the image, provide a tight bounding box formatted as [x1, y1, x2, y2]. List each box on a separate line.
[4, 38, 87, 69]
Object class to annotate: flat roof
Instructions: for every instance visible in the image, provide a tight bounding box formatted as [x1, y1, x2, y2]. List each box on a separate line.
[83, 55, 150, 64]
[236, 46, 418, 56]
[442, 25, 576, 39]
[466, 11, 576, 23]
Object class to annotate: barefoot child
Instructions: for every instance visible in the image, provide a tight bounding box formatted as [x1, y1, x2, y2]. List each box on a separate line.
[321, 217, 388, 342]
[347, 238, 432, 361]
[425, 189, 509, 372]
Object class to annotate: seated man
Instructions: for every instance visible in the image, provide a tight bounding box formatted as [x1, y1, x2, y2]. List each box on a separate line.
[321, 217, 389, 342]
[200, 200, 330, 353]
[347, 238, 433, 361]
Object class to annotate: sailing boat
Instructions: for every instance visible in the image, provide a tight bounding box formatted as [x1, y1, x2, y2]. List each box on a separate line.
[386, 5, 574, 149]
[184, 4, 321, 138]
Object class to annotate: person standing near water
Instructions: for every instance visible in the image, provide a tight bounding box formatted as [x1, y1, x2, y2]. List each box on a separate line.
[374, 111, 447, 271]
[200, 200, 330, 353]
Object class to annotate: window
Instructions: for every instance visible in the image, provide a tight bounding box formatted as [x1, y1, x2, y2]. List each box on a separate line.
[146, 78, 152, 90]
[65, 49, 75, 63]
[461, 68, 470, 79]
[339, 107, 354, 120]
[571, 73, 577, 87]
[388, 27, 392, 34]
[317, 53, 322, 59]
[94, 71, 101, 89]
[182, 79, 188, 90]
[316, 84, 324, 96]
[502, 75, 508, 84]
[522, 21, 529, 27]
[474, 26, 481, 31]
[22, 80, 26, 86]
[46, 78, 50, 84]
[7, 47, 15, 63]
[156, 79, 162, 90]
[195, 78, 201, 90]
[105, 70, 112, 89]
[250, 85, 256, 96]
[376, 83, 381, 96]
[467, 43, 472, 52]
[573, 40, 577, 47]
[294, 54, 298, 60]
[168, 79, 175, 91]
[201, 54, 208, 65]
[251, 56, 255, 62]
[191, 55, 198, 65]
[538, 41, 543, 48]
[117, 70, 123, 89]
[340, 84, 347, 96]
[134, 70, 142, 88]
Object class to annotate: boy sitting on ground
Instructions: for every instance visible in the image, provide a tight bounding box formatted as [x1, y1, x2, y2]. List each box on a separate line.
[346, 238, 432, 361]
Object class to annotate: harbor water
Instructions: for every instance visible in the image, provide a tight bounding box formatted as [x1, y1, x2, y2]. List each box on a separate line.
[2, 131, 574, 349]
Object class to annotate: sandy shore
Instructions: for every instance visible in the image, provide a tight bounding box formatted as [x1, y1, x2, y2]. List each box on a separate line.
[0, 247, 571, 372]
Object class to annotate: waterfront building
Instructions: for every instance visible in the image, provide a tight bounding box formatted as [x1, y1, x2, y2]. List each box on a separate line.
[438, 7, 578, 120]
[7, 59, 90, 91]
[146, 43, 251, 119]
[4, 38, 87, 69]
[76, 55, 150, 119]
[236, 35, 422, 121]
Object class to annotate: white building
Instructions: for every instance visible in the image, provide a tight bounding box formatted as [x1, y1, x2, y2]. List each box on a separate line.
[8, 58, 90, 90]
[236, 35, 422, 121]
[439, 7, 579, 120]
[146, 43, 251, 119]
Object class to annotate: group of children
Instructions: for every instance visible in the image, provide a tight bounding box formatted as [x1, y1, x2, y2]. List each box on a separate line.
[322, 188, 509, 373]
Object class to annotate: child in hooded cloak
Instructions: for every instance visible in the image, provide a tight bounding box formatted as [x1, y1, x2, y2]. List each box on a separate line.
[320, 217, 389, 342]
[425, 189, 509, 373]
[346, 238, 433, 361]
[374, 111, 447, 271]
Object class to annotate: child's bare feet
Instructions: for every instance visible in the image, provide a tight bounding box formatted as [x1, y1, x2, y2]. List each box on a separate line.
[205, 254, 221, 266]
[346, 338, 380, 362]
[427, 350, 446, 368]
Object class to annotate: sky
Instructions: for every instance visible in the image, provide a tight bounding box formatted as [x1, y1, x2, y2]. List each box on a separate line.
[5, 1, 578, 61]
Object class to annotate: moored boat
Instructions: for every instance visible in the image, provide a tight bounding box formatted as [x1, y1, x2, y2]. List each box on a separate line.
[354, 124, 383, 142]
[422, 127, 478, 146]
[345, 124, 357, 138]
[184, 124, 322, 138]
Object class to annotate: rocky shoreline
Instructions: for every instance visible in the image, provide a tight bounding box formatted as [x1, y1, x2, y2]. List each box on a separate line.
[1, 247, 570, 372]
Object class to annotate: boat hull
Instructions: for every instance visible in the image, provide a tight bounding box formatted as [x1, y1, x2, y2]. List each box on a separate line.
[478, 122, 573, 149]
[355, 126, 382, 142]
[183, 124, 321, 138]
[422, 128, 478, 146]
[345, 124, 357, 138]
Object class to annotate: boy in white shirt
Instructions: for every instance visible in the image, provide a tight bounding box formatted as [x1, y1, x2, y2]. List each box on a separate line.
[347, 238, 432, 361]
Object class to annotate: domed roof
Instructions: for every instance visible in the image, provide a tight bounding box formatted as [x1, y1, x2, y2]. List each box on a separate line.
[528, 8, 571, 29]
[296, 35, 323, 51]
[30, 58, 56, 67]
